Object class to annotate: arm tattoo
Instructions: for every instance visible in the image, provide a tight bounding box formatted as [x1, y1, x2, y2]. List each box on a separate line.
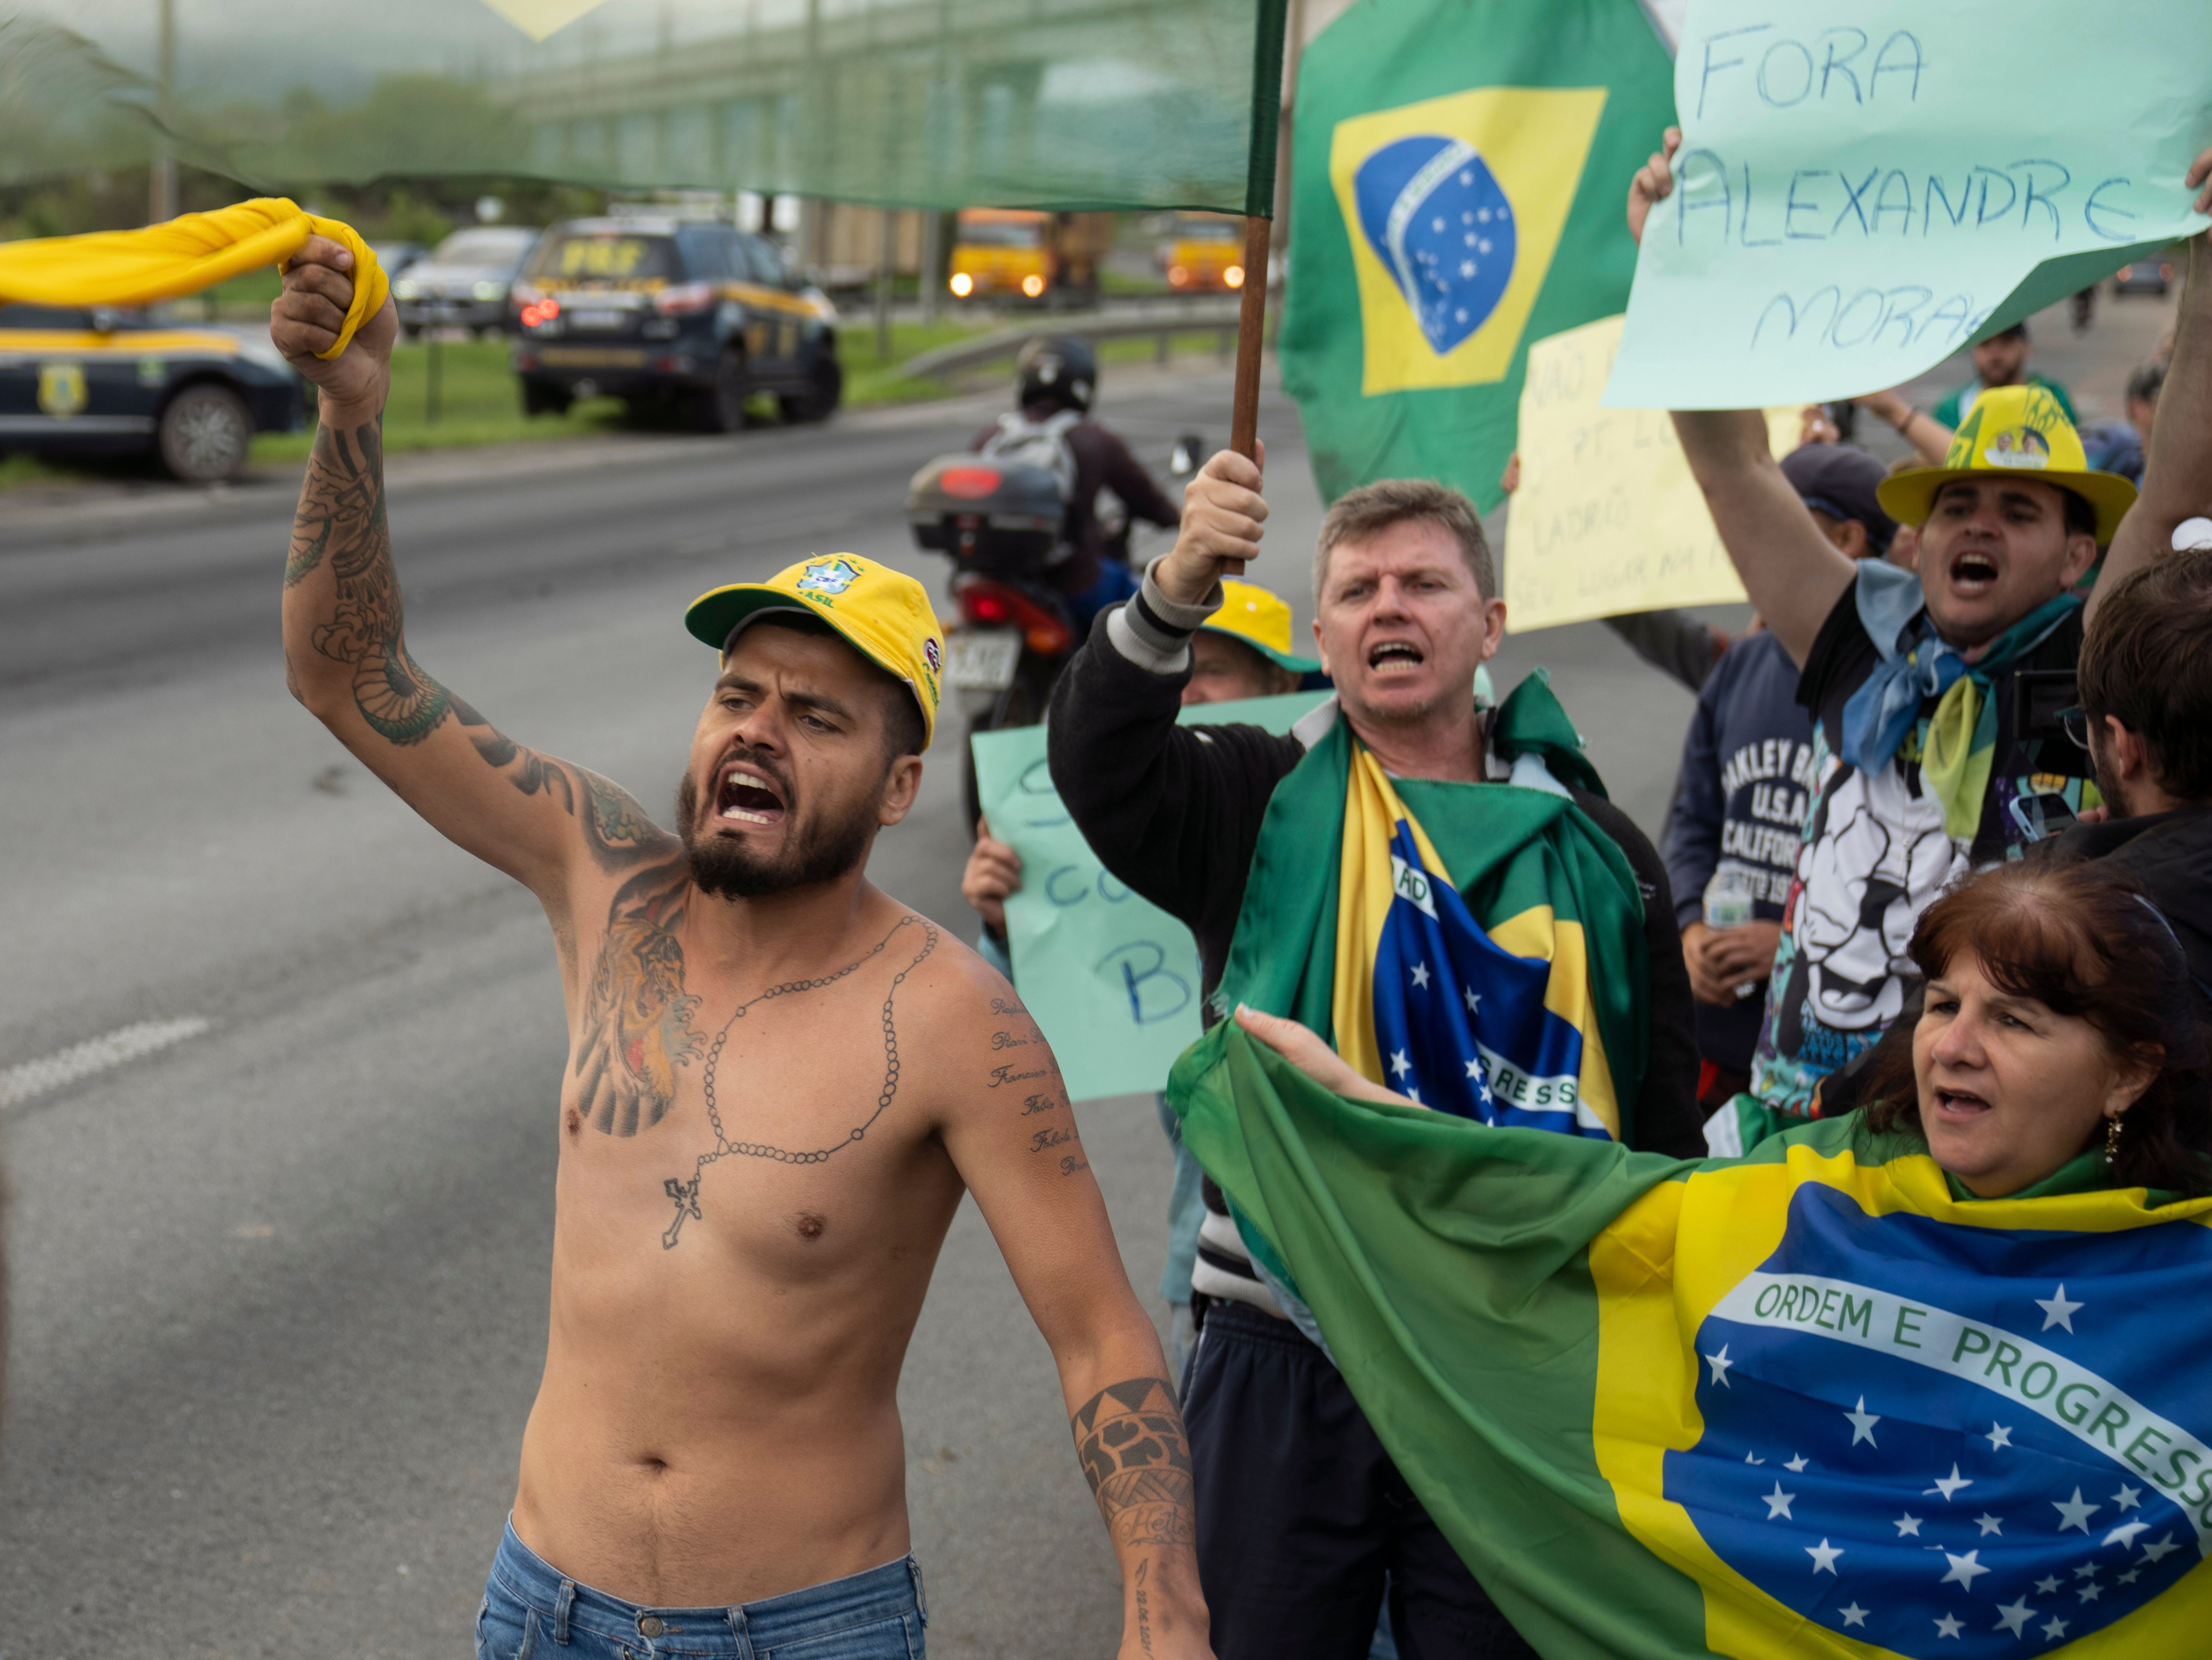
[1073, 1377, 1196, 1548]
[450, 696, 671, 873]
[290, 417, 452, 746]
[573, 863, 706, 1137]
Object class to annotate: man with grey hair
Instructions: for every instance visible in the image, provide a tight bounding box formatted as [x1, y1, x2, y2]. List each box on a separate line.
[1047, 449, 1702, 1660]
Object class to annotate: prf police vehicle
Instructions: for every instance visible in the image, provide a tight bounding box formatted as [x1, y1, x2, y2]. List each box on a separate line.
[0, 303, 304, 482]
[510, 217, 842, 432]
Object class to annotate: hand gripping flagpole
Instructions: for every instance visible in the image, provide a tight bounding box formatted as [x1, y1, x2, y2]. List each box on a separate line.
[1223, 0, 1290, 577]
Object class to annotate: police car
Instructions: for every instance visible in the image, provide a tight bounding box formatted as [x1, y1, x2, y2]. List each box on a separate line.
[0, 303, 304, 482]
[510, 217, 842, 432]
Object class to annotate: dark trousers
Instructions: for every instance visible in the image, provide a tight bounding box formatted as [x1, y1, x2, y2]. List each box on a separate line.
[1183, 1300, 1538, 1660]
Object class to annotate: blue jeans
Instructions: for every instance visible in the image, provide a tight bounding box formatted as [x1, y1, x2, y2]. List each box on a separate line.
[477, 1519, 927, 1660]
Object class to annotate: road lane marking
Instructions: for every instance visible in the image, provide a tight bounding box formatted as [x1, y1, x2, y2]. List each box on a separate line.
[0, 1017, 212, 1110]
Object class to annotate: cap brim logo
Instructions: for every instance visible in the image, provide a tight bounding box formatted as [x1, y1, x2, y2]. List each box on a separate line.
[795, 556, 864, 599]
[923, 636, 941, 674]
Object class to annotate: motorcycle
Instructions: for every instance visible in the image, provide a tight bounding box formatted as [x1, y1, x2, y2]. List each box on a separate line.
[904, 433, 1202, 822]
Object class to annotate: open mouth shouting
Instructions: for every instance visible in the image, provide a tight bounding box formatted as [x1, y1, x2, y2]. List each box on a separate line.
[1367, 639, 1426, 678]
[1929, 1086, 1992, 1124]
[1945, 547, 2002, 599]
[714, 755, 789, 828]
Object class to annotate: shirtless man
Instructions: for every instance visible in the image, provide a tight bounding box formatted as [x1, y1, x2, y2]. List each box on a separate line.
[270, 238, 1209, 1660]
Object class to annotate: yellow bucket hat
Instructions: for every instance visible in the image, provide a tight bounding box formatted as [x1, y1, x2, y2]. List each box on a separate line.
[1202, 579, 1320, 673]
[685, 555, 944, 749]
[1876, 383, 2137, 543]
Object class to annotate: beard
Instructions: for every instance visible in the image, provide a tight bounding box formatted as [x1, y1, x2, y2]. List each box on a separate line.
[2086, 730, 2136, 820]
[676, 760, 878, 900]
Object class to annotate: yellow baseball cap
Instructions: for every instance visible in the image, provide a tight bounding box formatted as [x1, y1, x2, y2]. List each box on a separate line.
[1202, 579, 1320, 674]
[1876, 383, 2137, 544]
[685, 554, 945, 749]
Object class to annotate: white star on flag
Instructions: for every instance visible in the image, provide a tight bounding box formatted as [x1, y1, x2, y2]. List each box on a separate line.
[1806, 1538, 1842, 1575]
[1993, 1599, 2035, 1637]
[1410, 962, 1431, 989]
[1974, 1514, 2003, 1536]
[2112, 1483, 2142, 1511]
[2104, 1520, 2151, 1549]
[1785, 1454, 1809, 1472]
[2118, 1566, 2143, 1585]
[2041, 1617, 2070, 1641]
[2073, 1561, 2100, 1581]
[1933, 1612, 1963, 1638]
[1924, 1464, 1972, 1501]
[2140, 1533, 2182, 1562]
[1465, 1057, 1483, 1078]
[2053, 1487, 2100, 1533]
[1463, 986, 1481, 1014]
[1743, 1451, 1765, 1466]
[1985, 1423, 2013, 1450]
[1704, 1345, 1734, 1386]
[1838, 1603, 1870, 1628]
[1389, 1049, 1413, 1080]
[1940, 1550, 1991, 1590]
[2035, 1575, 2063, 1595]
[2079, 1582, 2103, 1603]
[1894, 1513, 1924, 1537]
[1763, 1483, 1796, 1521]
[1844, 1396, 1881, 1446]
[2036, 1283, 2084, 1332]
[1406, 1086, 1421, 1104]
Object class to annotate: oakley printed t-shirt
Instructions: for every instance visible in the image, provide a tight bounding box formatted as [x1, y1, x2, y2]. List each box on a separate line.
[1748, 580, 2091, 1116]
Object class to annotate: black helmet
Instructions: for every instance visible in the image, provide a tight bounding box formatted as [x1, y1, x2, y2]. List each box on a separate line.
[1017, 335, 1096, 415]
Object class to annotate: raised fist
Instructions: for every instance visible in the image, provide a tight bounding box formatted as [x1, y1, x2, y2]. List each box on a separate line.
[270, 234, 397, 416]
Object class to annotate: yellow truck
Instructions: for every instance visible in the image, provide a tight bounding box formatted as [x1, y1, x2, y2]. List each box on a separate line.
[947, 210, 1113, 304]
[1157, 212, 1247, 293]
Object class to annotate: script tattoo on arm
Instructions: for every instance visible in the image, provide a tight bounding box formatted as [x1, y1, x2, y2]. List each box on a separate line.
[573, 862, 706, 1135]
[288, 416, 451, 745]
[1072, 1377, 1196, 1549]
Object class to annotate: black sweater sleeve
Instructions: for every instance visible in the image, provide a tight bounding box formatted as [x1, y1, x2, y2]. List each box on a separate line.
[1046, 610, 1303, 993]
[1570, 788, 1707, 1159]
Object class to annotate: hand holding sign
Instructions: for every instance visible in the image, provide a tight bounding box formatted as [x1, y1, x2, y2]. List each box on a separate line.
[1605, 1, 2212, 409]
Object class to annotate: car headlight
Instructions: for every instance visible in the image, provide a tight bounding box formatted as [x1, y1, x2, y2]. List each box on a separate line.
[393, 279, 420, 300]
[1020, 274, 1045, 298]
[949, 272, 973, 297]
[473, 280, 504, 301]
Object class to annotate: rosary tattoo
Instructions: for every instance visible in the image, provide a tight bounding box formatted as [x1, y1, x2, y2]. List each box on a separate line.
[662, 916, 938, 1248]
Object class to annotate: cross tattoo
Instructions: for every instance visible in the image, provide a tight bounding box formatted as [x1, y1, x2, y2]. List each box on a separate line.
[662, 1173, 702, 1249]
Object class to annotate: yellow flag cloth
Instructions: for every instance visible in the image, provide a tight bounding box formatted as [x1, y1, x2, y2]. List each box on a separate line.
[0, 199, 385, 361]
[1920, 674, 1993, 842]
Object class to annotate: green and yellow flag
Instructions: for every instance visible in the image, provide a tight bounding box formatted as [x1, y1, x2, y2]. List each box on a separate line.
[1278, 0, 1676, 510]
[1220, 673, 1653, 1146]
[2, 0, 1287, 214]
[1170, 1032, 2212, 1657]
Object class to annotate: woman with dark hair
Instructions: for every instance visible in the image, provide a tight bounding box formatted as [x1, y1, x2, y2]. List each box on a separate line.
[1238, 859, 2212, 1199]
[1856, 859, 2211, 1196]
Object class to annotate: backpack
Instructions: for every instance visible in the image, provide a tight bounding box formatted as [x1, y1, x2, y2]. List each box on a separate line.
[981, 408, 1084, 511]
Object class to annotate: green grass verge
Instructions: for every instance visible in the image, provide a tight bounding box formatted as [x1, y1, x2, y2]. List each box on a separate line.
[7, 313, 1236, 487]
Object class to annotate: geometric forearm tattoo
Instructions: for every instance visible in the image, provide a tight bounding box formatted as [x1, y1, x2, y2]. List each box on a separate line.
[1073, 1377, 1198, 1548]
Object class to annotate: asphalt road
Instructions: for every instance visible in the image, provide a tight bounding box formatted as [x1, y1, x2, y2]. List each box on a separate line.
[0, 288, 2164, 1657]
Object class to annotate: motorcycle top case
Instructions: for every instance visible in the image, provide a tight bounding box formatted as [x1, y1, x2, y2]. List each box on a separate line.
[905, 454, 1066, 573]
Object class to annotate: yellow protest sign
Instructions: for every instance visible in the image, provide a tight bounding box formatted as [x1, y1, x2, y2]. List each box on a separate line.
[1502, 314, 1796, 633]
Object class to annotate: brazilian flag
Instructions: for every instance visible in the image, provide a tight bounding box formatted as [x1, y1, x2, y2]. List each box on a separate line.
[1169, 1037, 2212, 1656]
[1279, 0, 1676, 510]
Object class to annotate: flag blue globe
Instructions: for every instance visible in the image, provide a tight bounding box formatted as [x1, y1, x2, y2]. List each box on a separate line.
[1353, 135, 1517, 356]
[1665, 1185, 2208, 1656]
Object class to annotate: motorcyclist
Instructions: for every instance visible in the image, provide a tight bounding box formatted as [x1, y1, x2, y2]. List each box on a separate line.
[973, 335, 1181, 623]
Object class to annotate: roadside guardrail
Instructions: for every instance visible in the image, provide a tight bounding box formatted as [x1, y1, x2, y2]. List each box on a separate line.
[895, 297, 1246, 381]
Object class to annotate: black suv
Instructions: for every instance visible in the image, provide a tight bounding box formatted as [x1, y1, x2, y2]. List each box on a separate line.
[511, 218, 842, 432]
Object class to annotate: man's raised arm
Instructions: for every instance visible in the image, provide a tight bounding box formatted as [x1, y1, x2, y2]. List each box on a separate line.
[272, 237, 668, 898]
[1626, 128, 1854, 667]
[2091, 151, 2212, 625]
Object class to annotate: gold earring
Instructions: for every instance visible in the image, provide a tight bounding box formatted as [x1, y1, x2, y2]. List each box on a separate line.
[2105, 1114, 2125, 1162]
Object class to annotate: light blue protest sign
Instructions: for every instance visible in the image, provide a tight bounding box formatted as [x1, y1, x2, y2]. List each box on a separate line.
[971, 691, 1327, 1102]
[1605, 0, 2212, 408]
